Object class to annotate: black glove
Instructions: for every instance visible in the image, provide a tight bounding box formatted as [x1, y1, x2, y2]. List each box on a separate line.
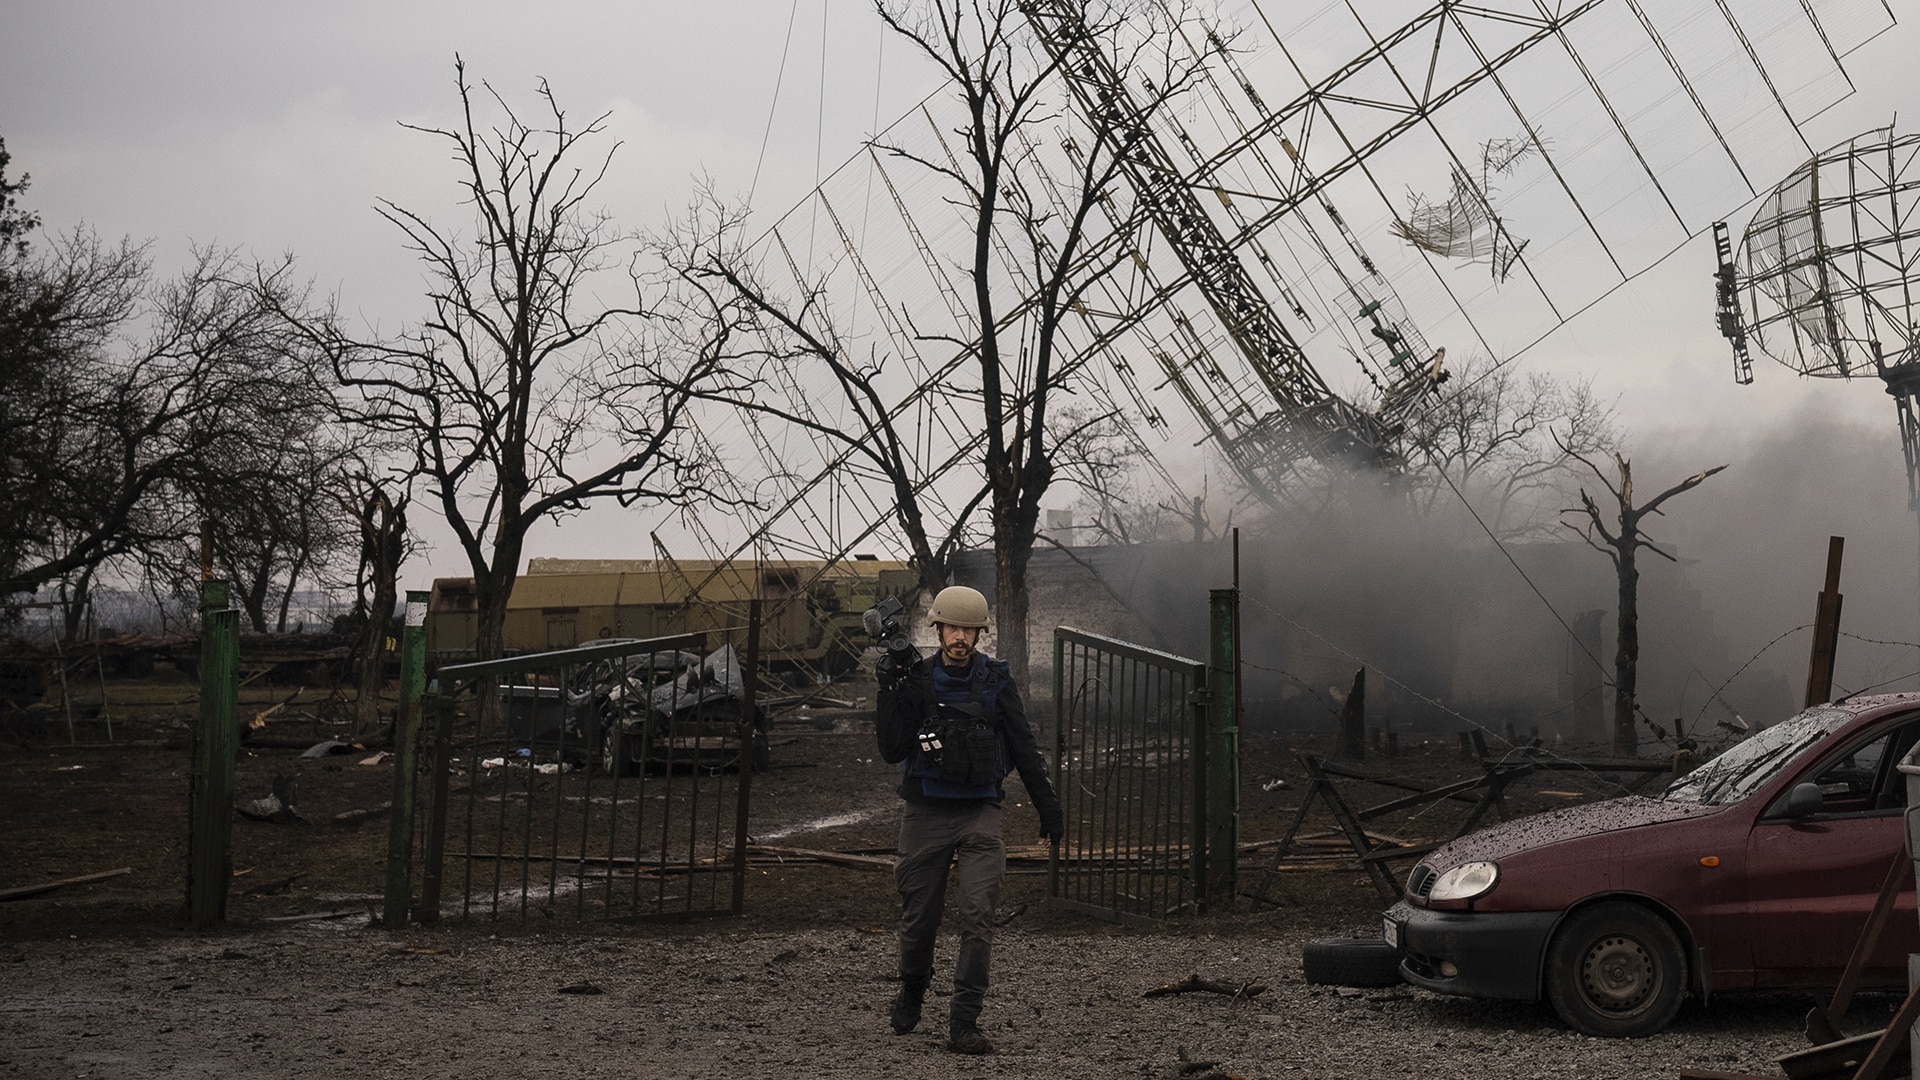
[876, 652, 907, 687]
[1038, 802, 1064, 846]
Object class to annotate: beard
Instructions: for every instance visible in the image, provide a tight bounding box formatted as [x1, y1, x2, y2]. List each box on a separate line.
[941, 640, 974, 665]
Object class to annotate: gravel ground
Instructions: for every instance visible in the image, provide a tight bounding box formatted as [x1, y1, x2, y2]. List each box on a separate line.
[1, 918, 1878, 1080]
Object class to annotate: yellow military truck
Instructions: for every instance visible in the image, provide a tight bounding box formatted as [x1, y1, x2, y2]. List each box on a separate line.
[425, 556, 918, 677]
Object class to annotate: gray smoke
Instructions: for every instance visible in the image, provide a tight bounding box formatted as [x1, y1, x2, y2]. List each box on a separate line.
[1021, 399, 1918, 752]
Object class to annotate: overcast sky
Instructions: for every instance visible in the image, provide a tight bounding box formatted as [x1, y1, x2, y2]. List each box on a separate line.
[3, 2, 1918, 608]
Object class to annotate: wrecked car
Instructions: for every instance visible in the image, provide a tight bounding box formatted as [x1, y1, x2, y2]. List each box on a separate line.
[1385, 693, 1920, 1037]
[496, 643, 766, 774]
[586, 643, 768, 775]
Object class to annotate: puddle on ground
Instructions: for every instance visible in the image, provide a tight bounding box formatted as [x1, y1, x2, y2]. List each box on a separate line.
[753, 805, 889, 842]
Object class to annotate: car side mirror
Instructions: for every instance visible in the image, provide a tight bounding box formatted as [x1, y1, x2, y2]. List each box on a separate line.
[1782, 782, 1825, 819]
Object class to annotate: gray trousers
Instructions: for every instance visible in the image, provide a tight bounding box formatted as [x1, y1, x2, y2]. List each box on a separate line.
[894, 799, 1005, 1033]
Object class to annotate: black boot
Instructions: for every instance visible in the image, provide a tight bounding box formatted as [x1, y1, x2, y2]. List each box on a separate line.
[889, 979, 927, 1035]
[946, 1027, 994, 1055]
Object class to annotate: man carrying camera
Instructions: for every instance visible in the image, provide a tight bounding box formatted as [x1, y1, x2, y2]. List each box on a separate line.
[873, 585, 1064, 1056]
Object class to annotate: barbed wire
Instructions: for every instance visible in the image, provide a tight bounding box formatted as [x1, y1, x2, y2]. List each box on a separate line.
[1687, 624, 1810, 732]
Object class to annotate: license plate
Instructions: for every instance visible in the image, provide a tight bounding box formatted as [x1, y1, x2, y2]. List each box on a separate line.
[1382, 916, 1400, 950]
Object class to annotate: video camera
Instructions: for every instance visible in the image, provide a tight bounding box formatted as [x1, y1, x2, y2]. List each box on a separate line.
[862, 595, 920, 669]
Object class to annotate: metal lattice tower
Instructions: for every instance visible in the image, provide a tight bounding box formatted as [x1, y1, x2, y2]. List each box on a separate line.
[674, 0, 1891, 598]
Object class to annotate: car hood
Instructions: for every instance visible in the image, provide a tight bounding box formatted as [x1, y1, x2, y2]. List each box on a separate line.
[1425, 795, 1726, 867]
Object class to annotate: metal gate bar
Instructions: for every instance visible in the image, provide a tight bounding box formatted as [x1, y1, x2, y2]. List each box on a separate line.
[412, 619, 760, 924]
[1050, 627, 1208, 924]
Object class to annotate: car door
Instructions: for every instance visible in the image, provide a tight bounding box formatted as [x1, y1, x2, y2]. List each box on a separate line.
[1744, 716, 1920, 987]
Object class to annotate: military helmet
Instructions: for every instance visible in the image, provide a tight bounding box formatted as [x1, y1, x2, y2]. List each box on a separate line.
[926, 585, 990, 629]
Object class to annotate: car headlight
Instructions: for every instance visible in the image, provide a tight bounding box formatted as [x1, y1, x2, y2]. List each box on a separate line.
[1428, 860, 1499, 901]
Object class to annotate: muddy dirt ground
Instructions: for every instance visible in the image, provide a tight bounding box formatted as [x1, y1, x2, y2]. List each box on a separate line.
[0, 662, 1869, 1078]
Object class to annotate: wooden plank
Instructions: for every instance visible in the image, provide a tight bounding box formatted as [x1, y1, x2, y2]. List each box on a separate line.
[0, 867, 132, 902]
[747, 845, 894, 870]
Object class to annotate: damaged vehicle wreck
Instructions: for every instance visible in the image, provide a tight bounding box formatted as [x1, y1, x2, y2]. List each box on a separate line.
[503, 643, 768, 775]
[1385, 694, 1920, 1037]
[589, 643, 769, 775]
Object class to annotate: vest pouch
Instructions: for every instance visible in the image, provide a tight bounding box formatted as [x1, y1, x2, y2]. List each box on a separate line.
[934, 715, 1003, 788]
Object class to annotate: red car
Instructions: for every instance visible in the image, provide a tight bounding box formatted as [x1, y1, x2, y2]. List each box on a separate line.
[1386, 694, 1920, 1036]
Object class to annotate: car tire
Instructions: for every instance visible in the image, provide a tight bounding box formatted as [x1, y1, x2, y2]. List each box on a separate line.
[1544, 902, 1686, 1038]
[1302, 937, 1404, 987]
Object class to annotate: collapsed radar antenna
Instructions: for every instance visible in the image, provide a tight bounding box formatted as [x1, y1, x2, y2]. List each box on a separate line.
[1718, 125, 1920, 509]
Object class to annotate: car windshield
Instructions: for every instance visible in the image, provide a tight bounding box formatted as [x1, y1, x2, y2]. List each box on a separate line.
[1663, 708, 1854, 805]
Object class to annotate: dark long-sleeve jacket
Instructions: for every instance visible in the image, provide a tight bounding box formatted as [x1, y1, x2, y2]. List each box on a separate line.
[876, 651, 1063, 838]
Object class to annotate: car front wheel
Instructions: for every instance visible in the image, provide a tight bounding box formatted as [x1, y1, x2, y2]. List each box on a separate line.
[1544, 902, 1686, 1037]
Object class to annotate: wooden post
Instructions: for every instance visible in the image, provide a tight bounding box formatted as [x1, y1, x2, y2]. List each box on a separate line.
[1805, 536, 1846, 708]
[1205, 589, 1240, 909]
[382, 590, 429, 928]
[185, 579, 238, 930]
[1337, 668, 1367, 760]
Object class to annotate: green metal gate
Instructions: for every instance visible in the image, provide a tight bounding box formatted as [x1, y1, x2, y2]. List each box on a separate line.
[1049, 626, 1219, 924]
[397, 616, 762, 924]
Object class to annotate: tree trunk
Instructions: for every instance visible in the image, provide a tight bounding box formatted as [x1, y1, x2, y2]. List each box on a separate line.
[352, 491, 405, 738]
[1613, 539, 1639, 757]
[238, 560, 272, 634]
[275, 548, 311, 633]
[994, 540, 1031, 690]
[59, 566, 93, 643]
[354, 588, 393, 739]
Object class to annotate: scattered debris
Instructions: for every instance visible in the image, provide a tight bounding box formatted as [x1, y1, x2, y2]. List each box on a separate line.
[241, 873, 302, 896]
[332, 802, 392, 826]
[1166, 1045, 1244, 1080]
[0, 866, 132, 902]
[299, 739, 356, 759]
[1142, 974, 1267, 1000]
[247, 686, 305, 731]
[358, 751, 390, 766]
[237, 775, 304, 823]
[258, 910, 358, 923]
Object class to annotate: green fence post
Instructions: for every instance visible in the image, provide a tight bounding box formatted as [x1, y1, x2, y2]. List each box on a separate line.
[416, 693, 456, 924]
[1050, 628, 1065, 902]
[1206, 588, 1240, 908]
[382, 590, 429, 928]
[185, 579, 239, 930]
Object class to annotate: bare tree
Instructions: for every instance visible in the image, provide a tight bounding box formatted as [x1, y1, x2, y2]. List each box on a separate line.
[1563, 452, 1727, 756]
[676, 2, 1223, 681]
[1050, 407, 1212, 546]
[1400, 355, 1618, 539]
[312, 61, 728, 664]
[192, 412, 359, 634]
[3, 237, 338, 634]
[663, 199, 973, 599]
[882, 0, 1232, 681]
[341, 469, 411, 736]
